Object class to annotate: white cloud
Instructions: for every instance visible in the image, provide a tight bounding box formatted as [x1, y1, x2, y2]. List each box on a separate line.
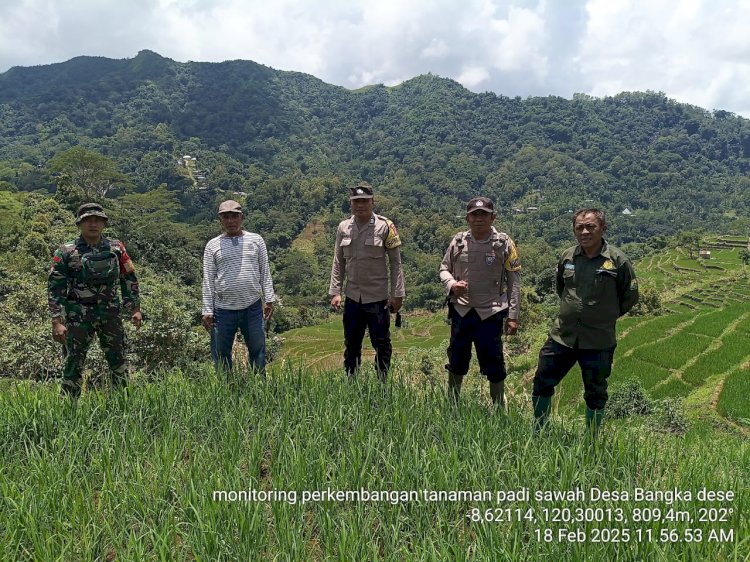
[578, 0, 750, 114]
[0, 0, 749, 117]
[457, 66, 491, 89]
[421, 38, 450, 59]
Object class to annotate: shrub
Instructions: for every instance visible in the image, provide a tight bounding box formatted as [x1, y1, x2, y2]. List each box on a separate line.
[629, 281, 664, 316]
[607, 378, 654, 418]
[650, 398, 689, 435]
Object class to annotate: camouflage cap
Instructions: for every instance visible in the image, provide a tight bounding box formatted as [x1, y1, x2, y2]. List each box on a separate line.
[75, 202, 108, 224]
[218, 200, 242, 214]
[349, 183, 374, 199]
[466, 196, 495, 214]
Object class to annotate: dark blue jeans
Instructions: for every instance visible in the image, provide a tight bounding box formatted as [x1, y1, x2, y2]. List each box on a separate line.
[532, 337, 615, 410]
[211, 300, 266, 373]
[343, 297, 392, 379]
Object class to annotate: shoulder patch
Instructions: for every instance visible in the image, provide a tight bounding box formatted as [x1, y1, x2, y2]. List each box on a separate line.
[384, 218, 401, 249]
[505, 240, 522, 272]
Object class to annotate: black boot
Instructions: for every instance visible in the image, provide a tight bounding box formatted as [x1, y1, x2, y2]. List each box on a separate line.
[490, 380, 505, 409]
[532, 395, 552, 434]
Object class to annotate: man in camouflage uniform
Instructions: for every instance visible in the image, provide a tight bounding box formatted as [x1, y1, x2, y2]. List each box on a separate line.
[329, 183, 405, 380]
[439, 197, 522, 407]
[532, 208, 639, 436]
[48, 203, 142, 396]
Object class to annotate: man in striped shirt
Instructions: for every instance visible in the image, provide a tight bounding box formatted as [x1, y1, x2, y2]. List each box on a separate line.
[202, 200, 276, 373]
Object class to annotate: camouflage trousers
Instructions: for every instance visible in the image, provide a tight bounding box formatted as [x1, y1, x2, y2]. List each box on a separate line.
[62, 304, 127, 395]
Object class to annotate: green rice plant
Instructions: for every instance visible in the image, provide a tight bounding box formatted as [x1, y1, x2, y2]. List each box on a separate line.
[615, 312, 695, 355]
[650, 378, 692, 400]
[734, 315, 750, 335]
[636, 331, 713, 371]
[716, 366, 750, 420]
[682, 332, 750, 387]
[613, 357, 671, 390]
[687, 307, 750, 338]
[0, 359, 748, 559]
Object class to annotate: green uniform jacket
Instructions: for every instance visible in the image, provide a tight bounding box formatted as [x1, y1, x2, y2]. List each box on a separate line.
[48, 236, 140, 319]
[550, 240, 638, 349]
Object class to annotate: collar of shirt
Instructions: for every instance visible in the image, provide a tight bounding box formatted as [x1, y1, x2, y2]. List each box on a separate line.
[466, 226, 499, 243]
[351, 214, 375, 232]
[574, 239, 613, 260]
[76, 236, 106, 251]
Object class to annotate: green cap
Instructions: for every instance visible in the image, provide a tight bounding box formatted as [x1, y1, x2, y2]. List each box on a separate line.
[75, 202, 108, 224]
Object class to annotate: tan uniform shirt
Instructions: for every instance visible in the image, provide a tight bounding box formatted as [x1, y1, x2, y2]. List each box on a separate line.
[329, 213, 406, 303]
[439, 228, 521, 320]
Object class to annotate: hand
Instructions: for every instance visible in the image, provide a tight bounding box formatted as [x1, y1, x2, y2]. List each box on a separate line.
[202, 314, 214, 331]
[131, 309, 143, 329]
[330, 294, 342, 311]
[263, 302, 274, 321]
[52, 321, 67, 344]
[505, 319, 519, 336]
[451, 280, 468, 298]
[386, 296, 403, 313]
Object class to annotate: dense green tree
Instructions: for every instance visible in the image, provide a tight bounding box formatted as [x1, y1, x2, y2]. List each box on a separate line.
[47, 146, 129, 203]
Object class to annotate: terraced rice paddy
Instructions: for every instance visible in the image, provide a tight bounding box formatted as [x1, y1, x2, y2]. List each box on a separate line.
[626, 245, 750, 421]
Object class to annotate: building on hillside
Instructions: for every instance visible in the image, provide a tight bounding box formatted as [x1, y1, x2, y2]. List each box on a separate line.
[699, 249, 711, 259]
[622, 208, 632, 215]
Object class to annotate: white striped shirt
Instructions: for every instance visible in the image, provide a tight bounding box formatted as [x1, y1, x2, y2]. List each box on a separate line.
[202, 231, 276, 315]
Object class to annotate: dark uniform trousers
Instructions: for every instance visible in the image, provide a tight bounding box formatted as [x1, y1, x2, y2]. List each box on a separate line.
[343, 297, 392, 377]
[532, 337, 615, 411]
[446, 304, 507, 383]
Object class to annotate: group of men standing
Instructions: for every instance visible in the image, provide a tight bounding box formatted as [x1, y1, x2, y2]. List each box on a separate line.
[48, 184, 638, 435]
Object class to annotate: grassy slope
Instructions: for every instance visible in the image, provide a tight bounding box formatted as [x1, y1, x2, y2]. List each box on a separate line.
[2, 245, 749, 559]
[280, 246, 750, 427]
[1, 367, 747, 560]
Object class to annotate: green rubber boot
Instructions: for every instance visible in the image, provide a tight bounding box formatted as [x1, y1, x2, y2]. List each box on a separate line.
[448, 372, 463, 405]
[532, 395, 552, 434]
[585, 407, 605, 438]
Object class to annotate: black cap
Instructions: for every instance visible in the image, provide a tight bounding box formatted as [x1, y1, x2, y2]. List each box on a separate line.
[466, 197, 495, 214]
[349, 183, 374, 199]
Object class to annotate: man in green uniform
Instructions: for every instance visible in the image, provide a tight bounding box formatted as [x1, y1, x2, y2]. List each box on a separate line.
[48, 203, 142, 396]
[532, 208, 638, 435]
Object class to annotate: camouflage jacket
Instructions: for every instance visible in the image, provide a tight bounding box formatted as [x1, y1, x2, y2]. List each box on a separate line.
[48, 236, 140, 319]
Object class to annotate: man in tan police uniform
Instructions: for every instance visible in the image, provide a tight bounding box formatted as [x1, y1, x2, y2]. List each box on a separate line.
[329, 183, 405, 380]
[439, 196, 521, 406]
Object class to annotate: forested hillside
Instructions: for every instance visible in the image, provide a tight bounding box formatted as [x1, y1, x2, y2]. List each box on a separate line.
[1, 49, 749, 317]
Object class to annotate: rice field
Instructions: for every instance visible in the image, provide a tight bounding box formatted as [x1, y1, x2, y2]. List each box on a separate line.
[0, 366, 747, 560]
[717, 365, 750, 421]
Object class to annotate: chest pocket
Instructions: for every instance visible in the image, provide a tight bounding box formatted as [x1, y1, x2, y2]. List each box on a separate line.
[364, 236, 384, 258]
[81, 251, 119, 285]
[594, 269, 617, 299]
[340, 237, 353, 259]
[562, 268, 576, 288]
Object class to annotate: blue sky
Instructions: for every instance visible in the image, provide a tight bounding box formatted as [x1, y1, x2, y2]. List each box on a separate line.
[2, 0, 749, 117]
